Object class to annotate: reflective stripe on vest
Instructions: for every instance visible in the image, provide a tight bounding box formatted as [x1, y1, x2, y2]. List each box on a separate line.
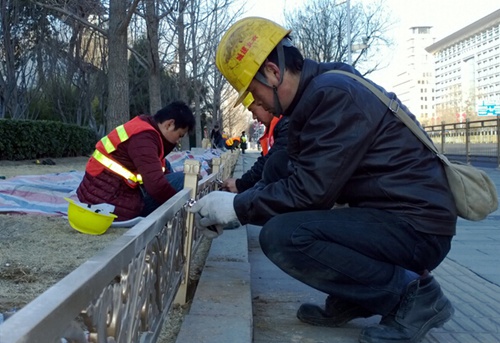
[100, 124, 130, 154]
[92, 150, 143, 184]
[86, 116, 165, 187]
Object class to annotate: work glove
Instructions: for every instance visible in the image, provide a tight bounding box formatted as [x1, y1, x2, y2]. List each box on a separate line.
[188, 191, 239, 238]
[192, 213, 223, 239]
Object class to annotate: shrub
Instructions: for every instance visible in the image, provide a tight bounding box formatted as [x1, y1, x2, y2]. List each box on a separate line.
[0, 119, 97, 160]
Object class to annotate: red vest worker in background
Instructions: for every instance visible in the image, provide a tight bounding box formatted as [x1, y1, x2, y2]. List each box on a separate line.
[77, 101, 195, 221]
[222, 93, 288, 193]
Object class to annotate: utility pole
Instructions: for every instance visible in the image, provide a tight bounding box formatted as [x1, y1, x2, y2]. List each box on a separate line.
[346, 0, 352, 64]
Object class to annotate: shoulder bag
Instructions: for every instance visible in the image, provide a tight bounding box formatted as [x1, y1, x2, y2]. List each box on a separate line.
[327, 70, 499, 221]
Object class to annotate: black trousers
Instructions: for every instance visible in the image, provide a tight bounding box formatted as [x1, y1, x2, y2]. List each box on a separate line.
[258, 150, 452, 315]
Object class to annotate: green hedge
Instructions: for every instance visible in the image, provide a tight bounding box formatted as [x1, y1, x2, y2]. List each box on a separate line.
[0, 119, 97, 160]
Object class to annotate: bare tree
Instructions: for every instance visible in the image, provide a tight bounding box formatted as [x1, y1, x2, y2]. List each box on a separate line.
[133, 0, 181, 116]
[284, 0, 395, 75]
[107, 0, 140, 131]
[1, 0, 252, 146]
[143, 0, 162, 114]
[188, 0, 204, 147]
[199, 0, 244, 136]
[185, 0, 242, 147]
[0, 0, 46, 119]
[35, 1, 107, 131]
[35, 0, 140, 132]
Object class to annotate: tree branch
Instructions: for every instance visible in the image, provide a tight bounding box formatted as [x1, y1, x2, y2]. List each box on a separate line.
[35, 2, 107, 36]
[120, 0, 142, 32]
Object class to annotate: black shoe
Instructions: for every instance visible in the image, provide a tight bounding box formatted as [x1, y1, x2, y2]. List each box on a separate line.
[359, 276, 454, 343]
[297, 295, 373, 327]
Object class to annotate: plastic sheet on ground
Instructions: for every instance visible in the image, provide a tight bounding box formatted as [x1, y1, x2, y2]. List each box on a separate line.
[0, 149, 221, 218]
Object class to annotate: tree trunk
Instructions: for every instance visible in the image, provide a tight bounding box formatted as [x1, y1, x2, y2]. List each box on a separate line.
[107, 0, 130, 132]
[189, 1, 202, 147]
[177, 0, 190, 149]
[1, 0, 19, 118]
[146, 0, 162, 115]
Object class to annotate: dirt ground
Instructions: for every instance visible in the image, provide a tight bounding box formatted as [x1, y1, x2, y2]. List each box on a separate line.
[0, 157, 210, 342]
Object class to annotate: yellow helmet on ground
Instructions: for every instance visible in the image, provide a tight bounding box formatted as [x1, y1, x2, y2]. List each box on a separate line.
[65, 198, 117, 235]
[216, 17, 291, 106]
[242, 93, 255, 109]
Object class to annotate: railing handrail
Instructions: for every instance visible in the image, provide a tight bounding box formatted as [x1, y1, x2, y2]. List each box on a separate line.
[0, 150, 240, 343]
[0, 189, 192, 342]
[423, 118, 500, 167]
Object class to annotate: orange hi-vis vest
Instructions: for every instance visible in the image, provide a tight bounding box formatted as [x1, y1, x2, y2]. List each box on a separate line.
[259, 115, 282, 156]
[86, 116, 165, 187]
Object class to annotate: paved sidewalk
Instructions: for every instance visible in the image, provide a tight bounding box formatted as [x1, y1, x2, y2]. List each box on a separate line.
[177, 152, 500, 343]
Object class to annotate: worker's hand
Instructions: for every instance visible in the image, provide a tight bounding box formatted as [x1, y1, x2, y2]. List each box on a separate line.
[188, 191, 239, 238]
[193, 213, 223, 239]
[221, 178, 238, 193]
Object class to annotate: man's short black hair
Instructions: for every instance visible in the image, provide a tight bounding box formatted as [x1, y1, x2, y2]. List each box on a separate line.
[154, 101, 195, 131]
[261, 35, 304, 75]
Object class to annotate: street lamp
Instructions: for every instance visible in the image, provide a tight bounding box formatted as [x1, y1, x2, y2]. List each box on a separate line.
[342, 0, 367, 65]
[337, 0, 352, 64]
[346, 0, 352, 64]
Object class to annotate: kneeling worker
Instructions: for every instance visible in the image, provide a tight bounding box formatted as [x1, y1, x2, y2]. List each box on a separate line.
[222, 93, 288, 193]
[77, 101, 195, 221]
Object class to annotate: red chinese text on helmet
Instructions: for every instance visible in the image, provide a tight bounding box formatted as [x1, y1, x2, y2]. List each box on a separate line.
[236, 35, 258, 61]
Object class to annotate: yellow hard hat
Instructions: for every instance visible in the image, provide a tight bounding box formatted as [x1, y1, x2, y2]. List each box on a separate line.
[242, 93, 255, 109]
[65, 198, 117, 235]
[216, 17, 291, 106]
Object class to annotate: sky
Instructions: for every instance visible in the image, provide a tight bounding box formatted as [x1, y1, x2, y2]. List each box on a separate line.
[237, 0, 500, 86]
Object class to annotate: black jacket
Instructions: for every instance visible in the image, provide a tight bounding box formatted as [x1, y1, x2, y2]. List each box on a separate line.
[235, 116, 289, 192]
[234, 59, 457, 236]
[210, 129, 224, 148]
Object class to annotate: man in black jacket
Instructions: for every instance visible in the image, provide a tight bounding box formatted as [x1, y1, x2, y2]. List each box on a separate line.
[190, 17, 456, 343]
[210, 124, 225, 149]
[222, 94, 289, 193]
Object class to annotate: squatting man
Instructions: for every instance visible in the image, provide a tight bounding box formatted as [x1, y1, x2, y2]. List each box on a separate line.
[190, 17, 457, 343]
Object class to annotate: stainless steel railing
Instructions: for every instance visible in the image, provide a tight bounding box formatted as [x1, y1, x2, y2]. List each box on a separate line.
[424, 117, 500, 167]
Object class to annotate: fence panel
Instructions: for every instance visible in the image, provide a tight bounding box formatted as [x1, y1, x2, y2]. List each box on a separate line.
[424, 118, 500, 167]
[0, 152, 238, 343]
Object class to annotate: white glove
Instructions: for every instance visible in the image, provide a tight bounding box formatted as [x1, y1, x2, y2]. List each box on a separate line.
[188, 191, 239, 238]
[193, 213, 223, 239]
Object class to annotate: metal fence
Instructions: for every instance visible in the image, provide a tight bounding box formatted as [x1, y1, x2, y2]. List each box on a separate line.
[424, 117, 500, 167]
[0, 151, 240, 343]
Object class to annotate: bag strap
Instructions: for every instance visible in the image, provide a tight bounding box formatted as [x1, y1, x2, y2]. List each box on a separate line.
[325, 70, 452, 166]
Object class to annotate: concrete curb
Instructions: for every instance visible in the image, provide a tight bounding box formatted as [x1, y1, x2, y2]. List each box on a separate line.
[175, 228, 252, 343]
[175, 153, 253, 343]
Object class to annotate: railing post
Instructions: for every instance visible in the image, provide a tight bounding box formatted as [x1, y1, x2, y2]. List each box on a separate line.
[440, 121, 446, 154]
[465, 118, 471, 165]
[222, 151, 232, 180]
[174, 159, 200, 305]
[232, 150, 240, 174]
[497, 116, 500, 169]
[212, 157, 221, 175]
[223, 153, 230, 179]
[220, 152, 228, 180]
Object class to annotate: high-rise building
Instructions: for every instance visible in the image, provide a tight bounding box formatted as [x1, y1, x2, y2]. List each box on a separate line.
[426, 9, 500, 124]
[392, 26, 436, 126]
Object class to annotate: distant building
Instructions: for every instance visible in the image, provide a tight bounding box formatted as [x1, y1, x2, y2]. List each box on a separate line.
[392, 26, 436, 126]
[426, 9, 500, 124]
